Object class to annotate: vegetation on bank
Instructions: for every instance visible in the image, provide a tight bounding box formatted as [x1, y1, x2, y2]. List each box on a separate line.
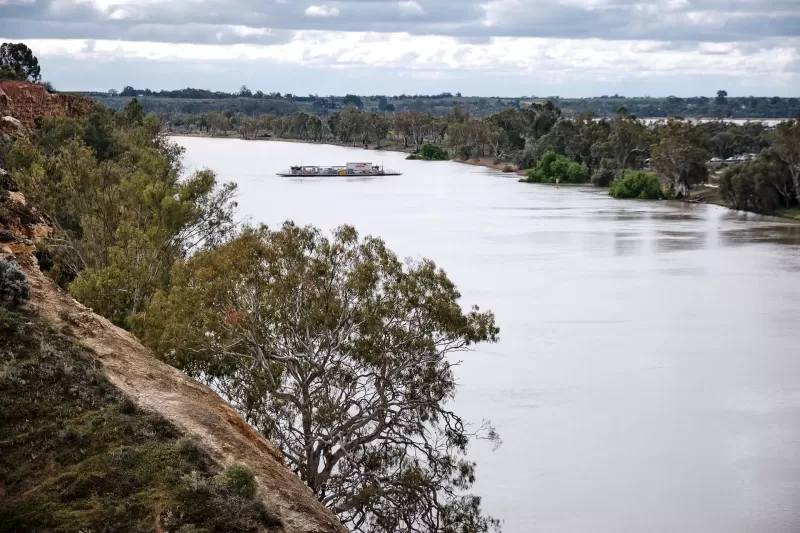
[719, 150, 795, 213]
[0, 263, 279, 532]
[520, 151, 589, 184]
[85, 85, 800, 120]
[154, 99, 798, 216]
[609, 171, 663, 199]
[406, 142, 450, 160]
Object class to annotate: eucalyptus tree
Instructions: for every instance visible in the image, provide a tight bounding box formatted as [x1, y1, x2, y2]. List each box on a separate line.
[6, 109, 237, 328]
[144, 223, 501, 533]
[0, 42, 41, 82]
[650, 117, 709, 197]
[771, 119, 800, 202]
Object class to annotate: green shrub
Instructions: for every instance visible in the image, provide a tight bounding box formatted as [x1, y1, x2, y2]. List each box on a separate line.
[520, 151, 588, 184]
[217, 464, 257, 500]
[609, 170, 663, 199]
[406, 142, 449, 161]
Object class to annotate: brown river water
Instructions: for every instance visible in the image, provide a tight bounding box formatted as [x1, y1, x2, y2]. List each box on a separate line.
[175, 136, 800, 533]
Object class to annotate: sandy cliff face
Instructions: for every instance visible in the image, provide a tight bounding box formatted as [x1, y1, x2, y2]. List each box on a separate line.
[0, 112, 347, 533]
[0, 81, 94, 128]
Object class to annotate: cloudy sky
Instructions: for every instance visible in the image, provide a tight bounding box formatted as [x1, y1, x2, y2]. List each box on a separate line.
[1, 0, 798, 96]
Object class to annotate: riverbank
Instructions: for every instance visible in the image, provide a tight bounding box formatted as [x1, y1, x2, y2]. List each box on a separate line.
[167, 132, 800, 221]
[168, 131, 527, 175]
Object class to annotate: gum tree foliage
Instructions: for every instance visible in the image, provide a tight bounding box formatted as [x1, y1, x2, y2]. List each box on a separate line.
[0, 42, 41, 82]
[771, 119, 800, 203]
[650, 118, 709, 197]
[719, 150, 794, 212]
[6, 100, 237, 328]
[143, 223, 502, 533]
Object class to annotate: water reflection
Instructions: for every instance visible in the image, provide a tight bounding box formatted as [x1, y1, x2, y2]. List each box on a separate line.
[720, 224, 800, 247]
[654, 229, 709, 252]
[613, 231, 643, 256]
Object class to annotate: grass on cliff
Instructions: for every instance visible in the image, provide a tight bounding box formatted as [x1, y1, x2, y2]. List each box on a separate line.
[0, 306, 281, 533]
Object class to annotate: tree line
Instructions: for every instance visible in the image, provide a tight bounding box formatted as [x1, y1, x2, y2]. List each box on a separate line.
[91, 85, 800, 119]
[162, 102, 800, 214]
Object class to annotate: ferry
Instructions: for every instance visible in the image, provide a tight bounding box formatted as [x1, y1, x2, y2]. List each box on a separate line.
[277, 162, 402, 177]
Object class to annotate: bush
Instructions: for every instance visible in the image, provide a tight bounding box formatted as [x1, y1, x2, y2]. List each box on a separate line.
[520, 151, 589, 184]
[0, 260, 31, 308]
[217, 463, 257, 500]
[609, 171, 663, 199]
[406, 142, 449, 161]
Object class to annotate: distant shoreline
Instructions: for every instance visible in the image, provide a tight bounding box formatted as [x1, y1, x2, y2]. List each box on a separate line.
[168, 133, 800, 222]
[168, 131, 527, 175]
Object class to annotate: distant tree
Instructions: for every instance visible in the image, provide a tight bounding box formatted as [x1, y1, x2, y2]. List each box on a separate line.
[365, 112, 390, 148]
[343, 94, 364, 109]
[384, 103, 396, 113]
[719, 150, 794, 211]
[0, 42, 41, 82]
[120, 86, 138, 97]
[521, 100, 561, 141]
[709, 130, 736, 159]
[378, 96, 389, 112]
[122, 98, 145, 125]
[108, 89, 119, 97]
[398, 110, 430, 151]
[771, 119, 800, 203]
[715, 90, 728, 106]
[338, 106, 363, 145]
[254, 90, 264, 99]
[306, 115, 323, 142]
[487, 108, 526, 152]
[238, 85, 253, 97]
[650, 118, 708, 197]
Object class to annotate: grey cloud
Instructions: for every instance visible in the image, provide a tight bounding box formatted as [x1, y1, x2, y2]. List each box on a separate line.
[0, 18, 292, 45]
[1, 0, 798, 44]
[38, 53, 798, 97]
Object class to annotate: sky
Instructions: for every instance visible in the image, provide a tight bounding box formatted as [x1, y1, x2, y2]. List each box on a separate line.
[1, 0, 799, 97]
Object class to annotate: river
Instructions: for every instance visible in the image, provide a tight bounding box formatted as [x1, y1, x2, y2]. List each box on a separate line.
[175, 136, 800, 533]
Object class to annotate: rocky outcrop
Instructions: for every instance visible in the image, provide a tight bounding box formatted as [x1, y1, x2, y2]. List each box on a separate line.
[0, 170, 52, 255]
[0, 81, 94, 128]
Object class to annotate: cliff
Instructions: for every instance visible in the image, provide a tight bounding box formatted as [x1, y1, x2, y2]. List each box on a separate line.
[0, 165, 346, 530]
[0, 81, 94, 128]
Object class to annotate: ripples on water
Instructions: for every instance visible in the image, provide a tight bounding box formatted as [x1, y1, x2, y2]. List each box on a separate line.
[176, 137, 800, 533]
